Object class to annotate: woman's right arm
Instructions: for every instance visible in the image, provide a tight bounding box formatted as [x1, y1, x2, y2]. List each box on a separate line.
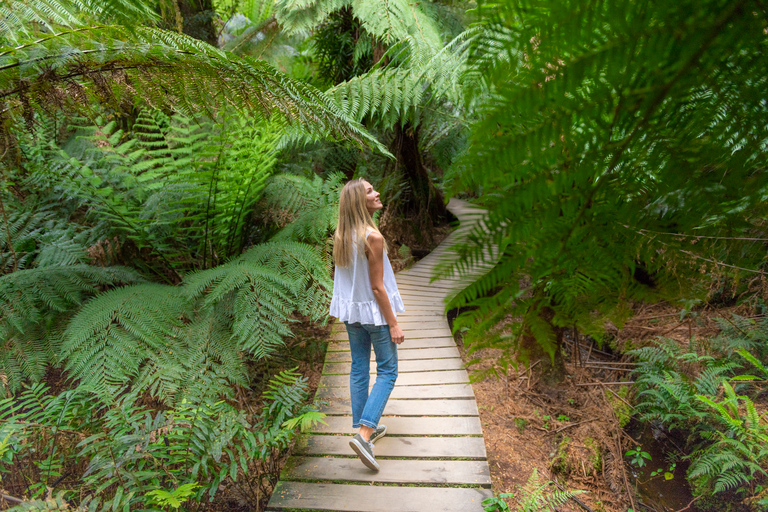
[366, 232, 405, 344]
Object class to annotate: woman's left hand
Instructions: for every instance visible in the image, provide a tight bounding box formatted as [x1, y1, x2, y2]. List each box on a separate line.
[389, 324, 405, 344]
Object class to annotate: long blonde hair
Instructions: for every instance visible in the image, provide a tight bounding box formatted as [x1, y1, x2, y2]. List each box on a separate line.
[333, 178, 386, 267]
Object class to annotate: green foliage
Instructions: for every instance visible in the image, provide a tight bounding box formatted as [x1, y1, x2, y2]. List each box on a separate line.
[606, 386, 632, 428]
[690, 383, 768, 494]
[37, 110, 281, 274]
[0, 370, 323, 510]
[631, 335, 768, 501]
[442, 0, 768, 371]
[482, 468, 585, 512]
[0, 0, 381, 163]
[630, 340, 741, 432]
[0, 264, 143, 394]
[48, 238, 331, 405]
[625, 446, 652, 468]
[550, 436, 570, 473]
[146, 483, 201, 511]
[260, 172, 344, 253]
[584, 437, 602, 474]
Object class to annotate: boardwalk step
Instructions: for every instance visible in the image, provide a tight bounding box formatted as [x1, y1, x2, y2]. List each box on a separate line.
[295, 434, 487, 458]
[282, 457, 491, 486]
[310, 416, 483, 436]
[332, 328, 453, 340]
[318, 398, 479, 416]
[330, 320, 448, 330]
[323, 358, 465, 374]
[316, 383, 476, 400]
[327, 337, 457, 351]
[319, 369, 469, 388]
[325, 346, 461, 362]
[267, 482, 492, 512]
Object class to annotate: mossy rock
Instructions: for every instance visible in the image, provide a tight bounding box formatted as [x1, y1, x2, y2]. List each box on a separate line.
[550, 436, 572, 474]
[584, 437, 602, 475]
[605, 385, 632, 428]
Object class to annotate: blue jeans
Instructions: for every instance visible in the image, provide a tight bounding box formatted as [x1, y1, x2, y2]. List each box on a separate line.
[345, 322, 399, 429]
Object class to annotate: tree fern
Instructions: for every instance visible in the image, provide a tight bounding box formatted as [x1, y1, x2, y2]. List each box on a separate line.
[48, 109, 284, 273]
[0, 1, 382, 162]
[261, 172, 343, 252]
[0, 265, 142, 393]
[185, 240, 332, 359]
[440, 0, 768, 373]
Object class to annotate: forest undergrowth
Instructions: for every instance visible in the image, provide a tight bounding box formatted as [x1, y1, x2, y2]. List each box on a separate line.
[460, 291, 768, 512]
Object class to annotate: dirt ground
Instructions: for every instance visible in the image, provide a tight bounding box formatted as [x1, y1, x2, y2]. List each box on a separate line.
[460, 302, 749, 512]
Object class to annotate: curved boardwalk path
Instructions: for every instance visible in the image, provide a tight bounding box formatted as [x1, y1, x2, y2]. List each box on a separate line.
[268, 199, 492, 512]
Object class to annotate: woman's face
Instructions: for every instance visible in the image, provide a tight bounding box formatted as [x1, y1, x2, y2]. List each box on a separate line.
[363, 180, 383, 215]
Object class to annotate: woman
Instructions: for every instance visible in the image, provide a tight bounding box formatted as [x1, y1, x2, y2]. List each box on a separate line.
[329, 178, 405, 471]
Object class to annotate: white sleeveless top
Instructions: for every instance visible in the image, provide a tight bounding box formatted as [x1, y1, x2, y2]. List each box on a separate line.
[329, 232, 405, 326]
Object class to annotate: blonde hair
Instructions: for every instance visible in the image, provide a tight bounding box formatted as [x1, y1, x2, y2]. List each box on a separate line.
[333, 178, 387, 267]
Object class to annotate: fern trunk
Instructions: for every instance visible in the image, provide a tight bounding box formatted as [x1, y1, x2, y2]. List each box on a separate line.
[383, 122, 447, 243]
[521, 308, 566, 385]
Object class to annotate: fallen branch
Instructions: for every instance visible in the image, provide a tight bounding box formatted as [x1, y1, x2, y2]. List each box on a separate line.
[630, 312, 684, 321]
[578, 366, 634, 372]
[600, 384, 637, 512]
[549, 419, 598, 434]
[1, 494, 23, 504]
[673, 495, 701, 512]
[604, 386, 635, 410]
[613, 429, 636, 511]
[658, 320, 687, 337]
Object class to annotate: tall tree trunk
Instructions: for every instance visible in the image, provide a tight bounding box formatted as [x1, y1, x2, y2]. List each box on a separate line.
[381, 122, 447, 245]
[178, 0, 218, 46]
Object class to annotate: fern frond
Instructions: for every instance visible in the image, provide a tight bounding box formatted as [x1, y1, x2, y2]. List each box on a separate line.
[1, 17, 382, 158]
[442, 0, 768, 374]
[184, 240, 332, 359]
[60, 283, 188, 398]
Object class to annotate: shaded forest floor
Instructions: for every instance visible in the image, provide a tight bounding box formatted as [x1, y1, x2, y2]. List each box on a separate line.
[460, 301, 756, 512]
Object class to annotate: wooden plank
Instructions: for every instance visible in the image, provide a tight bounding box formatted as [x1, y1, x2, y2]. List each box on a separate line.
[309, 415, 484, 436]
[400, 270, 462, 281]
[398, 309, 445, 317]
[397, 287, 452, 296]
[323, 358, 465, 375]
[332, 327, 453, 341]
[396, 276, 458, 288]
[316, 383, 475, 400]
[326, 337, 457, 352]
[401, 301, 448, 309]
[332, 320, 449, 332]
[325, 346, 461, 362]
[319, 370, 469, 388]
[295, 434, 487, 458]
[267, 482, 492, 512]
[318, 398, 479, 416]
[395, 321, 448, 330]
[398, 301, 445, 317]
[282, 457, 491, 486]
[399, 296, 450, 304]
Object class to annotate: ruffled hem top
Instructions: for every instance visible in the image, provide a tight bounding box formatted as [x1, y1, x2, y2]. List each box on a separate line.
[329, 233, 405, 327]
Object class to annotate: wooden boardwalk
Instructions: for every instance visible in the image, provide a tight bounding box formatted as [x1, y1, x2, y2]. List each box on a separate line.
[267, 199, 493, 512]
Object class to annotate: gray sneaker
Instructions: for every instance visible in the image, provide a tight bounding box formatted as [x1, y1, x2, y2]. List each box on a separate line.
[369, 424, 387, 444]
[349, 433, 380, 471]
